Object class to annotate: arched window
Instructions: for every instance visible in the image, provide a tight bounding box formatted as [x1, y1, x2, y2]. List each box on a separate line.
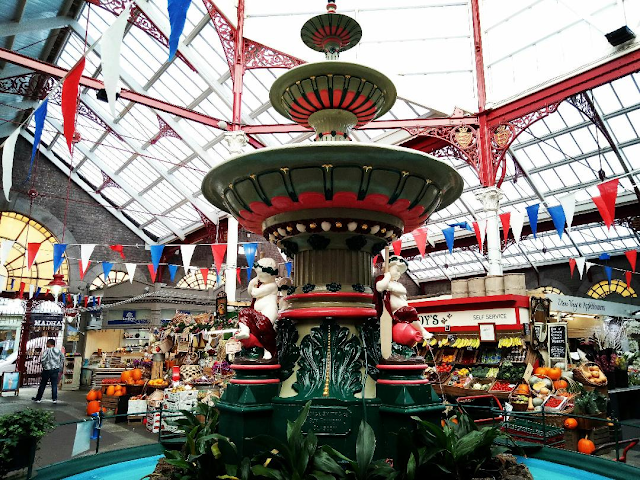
[586, 280, 637, 299]
[176, 270, 218, 290]
[529, 286, 564, 295]
[0, 212, 69, 291]
[90, 271, 129, 291]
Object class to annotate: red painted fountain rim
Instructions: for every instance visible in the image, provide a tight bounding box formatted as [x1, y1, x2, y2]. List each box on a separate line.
[376, 364, 428, 371]
[279, 307, 377, 319]
[231, 364, 282, 371]
[286, 292, 373, 301]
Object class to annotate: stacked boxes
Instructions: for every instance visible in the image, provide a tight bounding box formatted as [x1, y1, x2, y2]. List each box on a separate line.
[146, 411, 162, 433]
[145, 390, 198, 434]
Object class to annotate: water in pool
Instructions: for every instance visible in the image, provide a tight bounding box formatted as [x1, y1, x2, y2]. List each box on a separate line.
[518, 457, 612, 480]
[63, 455, 162, 480]
[64, 455, 614, 480]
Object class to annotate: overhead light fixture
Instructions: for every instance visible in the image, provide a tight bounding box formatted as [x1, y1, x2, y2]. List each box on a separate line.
[605, 26, 636, 46]
[47, 273, 68, 300]
[96, 89, 120, 103]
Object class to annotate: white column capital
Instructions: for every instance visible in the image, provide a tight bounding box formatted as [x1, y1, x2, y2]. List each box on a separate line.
[475, 186, 503, 213]
[223, 130, 248, 155]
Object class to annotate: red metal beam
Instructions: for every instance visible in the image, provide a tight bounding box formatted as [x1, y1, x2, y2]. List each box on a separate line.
[231, 0, 246, 129]
[488, 47, 640, 125]
[0, 47, 228, 130]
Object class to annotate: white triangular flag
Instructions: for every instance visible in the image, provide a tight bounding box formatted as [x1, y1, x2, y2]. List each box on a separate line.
[80, 244, 96, 277]
[73, 294, 78, 308]
[125, 263, 137, 283]
[559, 193, 576, 231]
[511, 209, 526, 244]
[180, 245, 196, 273]
[477, 218, 487, 251]
[584, 261, 595, 279]
[101, 4, 131, 117]
[427, 229, 435, 248]
[28, 285, 35, 299]
[1, 240, 15, 265]
[575, 257, 586, 279]
[2, 128, 20, 201]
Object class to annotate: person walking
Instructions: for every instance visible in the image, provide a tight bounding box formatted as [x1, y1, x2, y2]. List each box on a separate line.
[32, 339, 65, 404]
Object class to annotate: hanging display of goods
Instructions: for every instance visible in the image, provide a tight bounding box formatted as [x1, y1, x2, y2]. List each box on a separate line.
[497, 336, 524, 348]
[573, 362, 608, 386]
[451, 338, 480, 348]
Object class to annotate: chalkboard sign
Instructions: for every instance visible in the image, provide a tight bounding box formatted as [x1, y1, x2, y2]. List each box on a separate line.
[548, 323, 567, 360]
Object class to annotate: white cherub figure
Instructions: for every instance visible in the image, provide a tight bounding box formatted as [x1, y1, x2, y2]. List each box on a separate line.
[235, 258, 279, 360]
[375, 256, 432, 347]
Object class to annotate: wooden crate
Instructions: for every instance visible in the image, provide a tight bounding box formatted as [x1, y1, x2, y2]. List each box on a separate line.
[101, 395, 120, 413]
[564, 429, 580, 451]
[128, 415, 145, 425]
[592, 426, 611, 454]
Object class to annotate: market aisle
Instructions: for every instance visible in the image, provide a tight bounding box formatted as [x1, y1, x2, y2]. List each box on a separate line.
[0, 387, 158, 470]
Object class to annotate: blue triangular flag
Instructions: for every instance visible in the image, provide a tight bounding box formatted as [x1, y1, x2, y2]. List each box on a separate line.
[167, 0, 192, 60]
[448, 222, 473, 232]
[605, 266, 612, 286]
[285, 261, 292, 277]
[102, 261, 113, 279]
[53, 243, 67, 274]
[62, 293, 66, 305]
[244, 242, 258, 279]
[526, 204, 540, 238]
[149, 245, 164, 272]
[216, 273, 221, 285]
[169, 264, 179, 282]
[443, 227, 455, 253]
[10, 279, 14, 289]
[599, 253, 611, 261]
[35, 287, 41, 297]
[25, 99, 48, 184]
[547, 205, 566, 239]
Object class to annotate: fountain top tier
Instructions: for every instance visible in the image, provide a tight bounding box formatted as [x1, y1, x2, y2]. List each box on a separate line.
[269, 2, 396, 142]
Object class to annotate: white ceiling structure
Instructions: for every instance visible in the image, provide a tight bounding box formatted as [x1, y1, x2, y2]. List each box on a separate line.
[0, 0, 639, 283]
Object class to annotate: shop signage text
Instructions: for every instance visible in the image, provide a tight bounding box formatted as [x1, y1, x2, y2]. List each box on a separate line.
[547, 294, 638, 317]
[418, 308, 519, 329]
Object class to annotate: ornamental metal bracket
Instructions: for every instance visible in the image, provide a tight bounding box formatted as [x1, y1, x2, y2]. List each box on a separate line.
[566, 92, 616, 150]
[95, 171, 121, 193]
[98, 0, 196, 71]
[193, 204, 218, 242]
[150, 114, 182, 144]
[202, 0, 305, 80]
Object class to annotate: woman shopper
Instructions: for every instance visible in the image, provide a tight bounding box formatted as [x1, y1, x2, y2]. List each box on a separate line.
[32, 339, 65, 403]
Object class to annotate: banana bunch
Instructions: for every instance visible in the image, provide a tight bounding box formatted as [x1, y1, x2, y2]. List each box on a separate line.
[429, 338, 438, 346]
[451, 338, 481, 348]
[497, 337, 524, 348]
[438, 338, 450, 348]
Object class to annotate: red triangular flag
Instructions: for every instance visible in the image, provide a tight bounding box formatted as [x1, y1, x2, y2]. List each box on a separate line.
[472, 222, 483, 252]
[373, 255, 379, 266]
[211, 244, 227, 274]
[61, 57, 86, 153]
[625, 250, 637, 272]
[27, 243, 41, 270]
[392, 239, 402, 257]
[569, 258, 576, 278]
[626, 271, 633, 289]
[97, 296, 101, 305]
[200, 268, 209, 287]
[78, 260, 91, 280]
[499, 212, 511, 243]
[597, 178, 619, 222]
[236, 267, 242, 284]
[592, 195, 613, 229]
[83, 296, 89, 307]
[411, 228, 427, 257]
[18, 282, 26, 299]
[109, 244, 126, 260]
[148, 264, 157, 283]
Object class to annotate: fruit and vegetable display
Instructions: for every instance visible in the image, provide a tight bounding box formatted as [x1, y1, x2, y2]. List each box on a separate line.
[458, 349, 478, 365]
[447, 368, 471, 388]
[450, 338, 480, 348]
[497, 337, 524, 348]
[469, 381, 491, 391]
[436, 364, 453, 374]
[489, 379, 516, 393]
[479, 349, 501, 364]
[148, 378, 169, 388]
[469, 366, 499, 378]
[496, 361, 527, 382]
[440, 351, 457, 363]
[574, 363, 608, 386]
[543, 395, 567, 411]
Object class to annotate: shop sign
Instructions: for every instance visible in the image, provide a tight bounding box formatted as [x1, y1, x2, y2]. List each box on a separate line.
[547, 294, 638, 317]
[1, 372, 20, 394]
[33, 316, 64, 329]
[548, 322, 567, 361]
[107, 310, 149, 326]
[418, 308, 520, 329]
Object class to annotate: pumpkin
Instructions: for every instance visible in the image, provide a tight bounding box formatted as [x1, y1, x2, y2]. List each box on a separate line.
[86, 389, 98, 402]
[515, 384, 530, 395]
[131, 369, 143, 381]
[121, 370, 132, 382]
[554, 380, 568, 390]
[533, 367, 548, 377]
[106, 385, 116, 396]
[578, 435, 596, 454]
[87, 400, 102, 416]
[564, 418, 578, 430]
[96, 389, 102, 400]
[547, 368, 562, 381]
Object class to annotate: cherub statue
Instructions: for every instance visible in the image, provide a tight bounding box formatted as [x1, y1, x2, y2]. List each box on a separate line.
[375, 256, 432, 347]
[235, 258, 279, 360]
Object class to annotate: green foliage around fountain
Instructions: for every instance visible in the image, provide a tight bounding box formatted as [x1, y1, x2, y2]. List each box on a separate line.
[154, 401, 529, 480]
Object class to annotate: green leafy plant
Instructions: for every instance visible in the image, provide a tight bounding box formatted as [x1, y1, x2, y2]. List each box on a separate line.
[0, 408, 55, 475]
[573, 386, 608, 415]
[250, 401, 342, 480]
[163, 402, 249, 480]
[321, 420, 395, 479]
[394, 414, 514, 479]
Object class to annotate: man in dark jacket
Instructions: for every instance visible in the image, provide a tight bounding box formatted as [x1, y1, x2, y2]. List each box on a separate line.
[32, 339, 65, 403]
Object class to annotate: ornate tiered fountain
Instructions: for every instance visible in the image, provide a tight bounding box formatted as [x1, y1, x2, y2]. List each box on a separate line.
[202, 2, 463, 458]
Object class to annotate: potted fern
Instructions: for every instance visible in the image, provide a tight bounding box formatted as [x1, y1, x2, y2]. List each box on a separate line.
[0, 408, 55, 476]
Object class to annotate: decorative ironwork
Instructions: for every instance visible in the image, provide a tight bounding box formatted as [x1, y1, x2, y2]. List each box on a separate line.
[98, 0, 196, 71]
[193, 204, 217, 242]
[0, 73, 55, 99]
[275, 317, 300, 381]
[567, 92, 617, 149]
[150, 115, 182, 144]
[95, 171, 121, 193]
[202, 0, 304, 80]
[405, 124, 481, 173]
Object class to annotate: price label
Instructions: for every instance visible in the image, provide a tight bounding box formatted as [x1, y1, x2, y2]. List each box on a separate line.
[225, 339, 242, 354]
[548, 323, 567, 360]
